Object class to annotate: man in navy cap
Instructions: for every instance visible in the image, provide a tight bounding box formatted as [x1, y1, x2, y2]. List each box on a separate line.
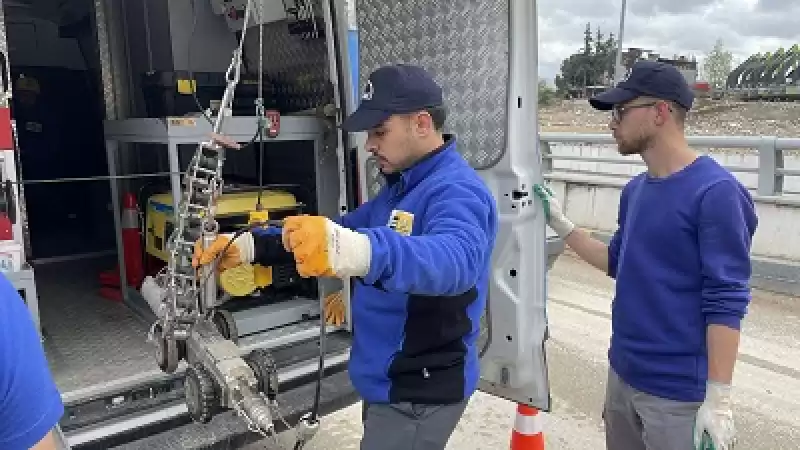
[534, 60, 757, 450]
[197, 63, 498, 449]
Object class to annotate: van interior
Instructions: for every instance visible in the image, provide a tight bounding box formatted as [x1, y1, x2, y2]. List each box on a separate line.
[4, 0, 351, 414]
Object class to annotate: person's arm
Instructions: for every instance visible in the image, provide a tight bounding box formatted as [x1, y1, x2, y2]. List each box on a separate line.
[335, 200, 375, 230]
[358, 182, 495, 296]
[536, 182, 630, 276]
[697, 180, 758, 383]
[30, 430, 57, 450]
[248, 199, 377, 267]
[250, 226, 295, 266]
[564, 229, 611, 274]
[0, 275, 64, 450]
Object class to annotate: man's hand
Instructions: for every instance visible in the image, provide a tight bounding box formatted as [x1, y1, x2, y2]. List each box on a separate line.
[532, 184, 575, 238]
[323, 291, 346, 326]
[694, 381, 736, 450]
[282, 216, 371, 278]
[192, 232, 255, 271]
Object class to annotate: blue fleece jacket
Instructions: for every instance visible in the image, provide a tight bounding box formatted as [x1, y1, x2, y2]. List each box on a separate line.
[336, 136, 498, 405]
[0, 274, 64, 449]
[607, 155, 758, 402]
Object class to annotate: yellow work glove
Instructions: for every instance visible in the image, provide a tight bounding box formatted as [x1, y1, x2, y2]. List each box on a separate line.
[192, 232, 258, 296]
[323, 291, 346, 326]
[282, 216, 371, 278]
[192, 232, 256, 271]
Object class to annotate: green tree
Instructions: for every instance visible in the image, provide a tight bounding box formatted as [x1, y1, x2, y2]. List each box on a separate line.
[583, 23, 593, 55]
[538, 79, 557, 106]
[554, 23, 617, 95]
[703, 38, 734, 88]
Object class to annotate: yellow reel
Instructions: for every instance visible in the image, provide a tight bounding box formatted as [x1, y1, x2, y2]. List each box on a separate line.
[218, 263, 259, 297]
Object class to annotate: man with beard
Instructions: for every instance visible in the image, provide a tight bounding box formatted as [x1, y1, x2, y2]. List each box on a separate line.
[195, 63, 498, 450]
[533, 60, 757, 450]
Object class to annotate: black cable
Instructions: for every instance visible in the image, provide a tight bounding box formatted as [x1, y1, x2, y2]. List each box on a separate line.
[257, 125, 265, 207]
[196, 219, 284, 287]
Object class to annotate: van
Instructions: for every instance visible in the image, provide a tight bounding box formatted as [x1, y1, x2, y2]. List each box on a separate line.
[0, 0, 562, 448]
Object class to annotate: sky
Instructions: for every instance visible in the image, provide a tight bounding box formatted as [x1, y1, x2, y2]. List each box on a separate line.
[537, 0, 800, 83]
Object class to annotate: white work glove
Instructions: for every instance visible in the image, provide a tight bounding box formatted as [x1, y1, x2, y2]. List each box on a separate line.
[532, 184, 575, 238]
[281, 215, 371, 278]
[694, 381, 736, 450]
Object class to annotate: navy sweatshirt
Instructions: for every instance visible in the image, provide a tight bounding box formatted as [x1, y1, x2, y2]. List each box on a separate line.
[607, 155, 758, 402]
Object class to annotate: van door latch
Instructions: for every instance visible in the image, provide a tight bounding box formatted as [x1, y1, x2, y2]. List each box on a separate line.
[511, 189, 528, 200]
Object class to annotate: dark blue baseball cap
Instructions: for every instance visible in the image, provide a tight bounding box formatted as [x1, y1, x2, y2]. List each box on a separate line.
[589, 60, 695, 111]
[341, 64, 444, 132]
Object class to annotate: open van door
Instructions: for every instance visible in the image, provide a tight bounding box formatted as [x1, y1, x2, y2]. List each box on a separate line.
[348, 0, 554, 411]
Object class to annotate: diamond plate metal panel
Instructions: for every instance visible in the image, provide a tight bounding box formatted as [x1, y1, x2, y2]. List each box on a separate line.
[242, 5, 333, 113]
[355, 0, 509, 175]
[356, 1, 509, 356]
[363, 156, 384, 199]
[37, 257, 155, 395]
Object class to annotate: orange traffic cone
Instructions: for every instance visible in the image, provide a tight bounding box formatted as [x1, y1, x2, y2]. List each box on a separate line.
[510, 404, 545, 450]
[99, 192, 145, 302]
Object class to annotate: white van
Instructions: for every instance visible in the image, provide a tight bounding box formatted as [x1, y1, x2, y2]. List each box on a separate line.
[0, 0, 562, 447]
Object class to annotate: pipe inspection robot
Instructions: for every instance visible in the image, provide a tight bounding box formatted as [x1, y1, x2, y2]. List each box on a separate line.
[139, 1, 324, 447]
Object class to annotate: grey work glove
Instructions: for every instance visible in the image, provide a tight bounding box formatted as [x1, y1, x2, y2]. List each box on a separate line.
[533, 184, 575, 238]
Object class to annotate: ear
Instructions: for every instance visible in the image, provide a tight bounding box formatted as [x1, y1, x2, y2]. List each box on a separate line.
[412, 111, 435, 136]
[653, 101, 672, 127]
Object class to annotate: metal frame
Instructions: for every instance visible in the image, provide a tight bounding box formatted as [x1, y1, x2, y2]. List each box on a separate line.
[102, 115, 327, 305]
[540, 132, 800, 198]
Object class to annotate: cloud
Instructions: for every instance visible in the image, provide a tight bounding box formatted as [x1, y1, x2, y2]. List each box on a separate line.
[536, 0, 799, 82]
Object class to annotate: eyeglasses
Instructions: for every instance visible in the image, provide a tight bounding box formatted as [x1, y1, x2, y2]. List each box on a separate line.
[611, 102, 660, 122]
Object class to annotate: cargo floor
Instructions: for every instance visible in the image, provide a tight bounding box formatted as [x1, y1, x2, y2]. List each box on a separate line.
[36, 256, 156, 396]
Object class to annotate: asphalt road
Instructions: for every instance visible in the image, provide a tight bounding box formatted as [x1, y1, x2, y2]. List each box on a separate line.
[249, 252, 800, 449]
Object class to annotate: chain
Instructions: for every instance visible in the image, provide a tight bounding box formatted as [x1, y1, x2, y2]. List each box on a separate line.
[155, 0, 254, 332]
[143, 2, 318, 447]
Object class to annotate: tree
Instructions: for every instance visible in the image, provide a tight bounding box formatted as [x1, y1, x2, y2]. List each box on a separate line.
[703, 38, 734, 88]
[554, 22, 617, 95]
[538, 79, 557, 106]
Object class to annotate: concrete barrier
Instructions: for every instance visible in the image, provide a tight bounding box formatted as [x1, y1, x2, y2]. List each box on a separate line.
[545, 173, 800, 296]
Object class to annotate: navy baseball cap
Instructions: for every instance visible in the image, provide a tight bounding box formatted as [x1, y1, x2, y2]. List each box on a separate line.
[341, 64, 444, 132]
[589, 60, 694, 111]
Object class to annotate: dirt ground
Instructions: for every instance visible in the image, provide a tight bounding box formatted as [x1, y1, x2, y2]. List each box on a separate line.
[539, 98, 800, 137]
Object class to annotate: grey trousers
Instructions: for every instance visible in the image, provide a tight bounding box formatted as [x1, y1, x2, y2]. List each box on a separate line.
[360, 399, 470, 450]
[603, 368, 703, 450]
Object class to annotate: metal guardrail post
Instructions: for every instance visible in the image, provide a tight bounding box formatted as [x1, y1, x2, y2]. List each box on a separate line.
[757, 137, 783, 196]
[540, 140, 553, 173]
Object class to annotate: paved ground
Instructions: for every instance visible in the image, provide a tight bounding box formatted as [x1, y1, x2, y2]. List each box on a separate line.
[249, 252, 800, 449]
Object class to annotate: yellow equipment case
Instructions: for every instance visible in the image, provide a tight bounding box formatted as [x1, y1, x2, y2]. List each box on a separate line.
[144, 186, 304, 290]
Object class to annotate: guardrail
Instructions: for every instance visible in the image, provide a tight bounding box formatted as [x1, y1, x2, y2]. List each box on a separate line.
[539, 132, 800, 197]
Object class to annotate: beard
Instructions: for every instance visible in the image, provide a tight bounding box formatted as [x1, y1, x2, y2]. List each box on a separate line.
[617, 133, 652, 156]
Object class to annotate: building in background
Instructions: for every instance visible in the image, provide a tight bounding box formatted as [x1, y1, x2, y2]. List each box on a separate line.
[620, 47, 698, 85]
